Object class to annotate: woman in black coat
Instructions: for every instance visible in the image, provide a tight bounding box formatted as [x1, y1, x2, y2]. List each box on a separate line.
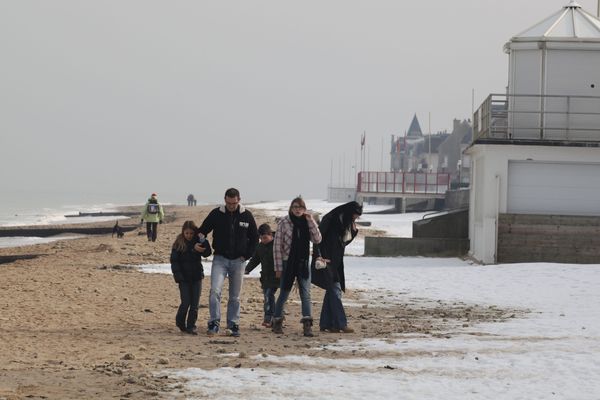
[170, 220, 212, 335]
[312, 201, 362, 333]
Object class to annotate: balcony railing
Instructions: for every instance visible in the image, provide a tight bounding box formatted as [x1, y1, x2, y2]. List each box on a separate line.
[357, 171, 450, 195]
[473, 93, 600, 142]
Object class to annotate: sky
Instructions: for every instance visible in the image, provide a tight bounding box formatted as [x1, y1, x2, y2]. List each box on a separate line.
[1, 0, 598, 205]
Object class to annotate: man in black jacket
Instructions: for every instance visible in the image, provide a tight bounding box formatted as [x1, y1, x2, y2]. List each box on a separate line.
[198, 188, 258, 337]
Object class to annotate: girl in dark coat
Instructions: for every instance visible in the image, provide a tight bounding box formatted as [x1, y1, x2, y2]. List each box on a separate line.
[170, 220, 212, 335]
[312, 201, 362, 333]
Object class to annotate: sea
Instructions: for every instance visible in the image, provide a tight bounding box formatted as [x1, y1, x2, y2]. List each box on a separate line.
[0, 192, 175, 249]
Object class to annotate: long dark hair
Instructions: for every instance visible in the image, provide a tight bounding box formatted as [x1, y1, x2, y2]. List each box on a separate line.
[288, 197, 306, 214]
[172, 220, 198, 252]
[341, 201, 362, 229]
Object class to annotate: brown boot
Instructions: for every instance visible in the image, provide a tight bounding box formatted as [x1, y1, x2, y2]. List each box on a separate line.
[340, 326, 354, 333]
[272, 317, 284, 334]
[301, 317, 314, 337]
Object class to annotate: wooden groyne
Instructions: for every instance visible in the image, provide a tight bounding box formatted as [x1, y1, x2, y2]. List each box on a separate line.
[0, 254, 44, 265]
[64, 211, 139, 218]
[0, 225, 140, 238]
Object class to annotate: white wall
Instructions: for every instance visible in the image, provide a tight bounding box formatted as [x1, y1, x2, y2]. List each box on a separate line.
[328, 187, 356, 202]
[467, 144, 600, 264]
[544, 49, 600, 140]
[508, 47, 542, 139]
[507, 42, 600, 140]
[507, 161, 600, 215]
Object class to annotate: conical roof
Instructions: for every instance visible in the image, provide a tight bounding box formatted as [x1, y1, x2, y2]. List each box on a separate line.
[406, 114, 423, 137]
[512, 1, 600, 41]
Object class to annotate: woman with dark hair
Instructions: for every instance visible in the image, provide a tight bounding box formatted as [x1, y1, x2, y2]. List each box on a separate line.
[271, 197, 322, 337]
[312, 201, 362, 333]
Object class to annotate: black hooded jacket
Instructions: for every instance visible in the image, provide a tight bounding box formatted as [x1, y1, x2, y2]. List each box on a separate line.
[311, 201, 362, 291]
[198, 204, 258, 260]
[170, 238, 212, 283]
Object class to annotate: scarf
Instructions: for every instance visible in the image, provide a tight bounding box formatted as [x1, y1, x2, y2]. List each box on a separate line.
[282, 213, 310, 290]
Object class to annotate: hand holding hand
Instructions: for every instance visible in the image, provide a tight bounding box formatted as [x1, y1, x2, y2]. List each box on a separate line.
[194, 244, 205, 252]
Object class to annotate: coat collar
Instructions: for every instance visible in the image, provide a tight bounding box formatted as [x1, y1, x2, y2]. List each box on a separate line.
[218, 203, 246, 214]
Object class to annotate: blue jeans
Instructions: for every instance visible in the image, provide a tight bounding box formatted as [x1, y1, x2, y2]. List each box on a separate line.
[209, 255, 245, 328]
[320, 282, 347, 330]
[263, 287, 277, 322]
[273, 260, 312, 319]
[176, 280, 202, 329]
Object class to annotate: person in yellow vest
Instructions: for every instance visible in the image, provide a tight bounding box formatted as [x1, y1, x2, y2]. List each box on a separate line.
[141, 192, 165, 242]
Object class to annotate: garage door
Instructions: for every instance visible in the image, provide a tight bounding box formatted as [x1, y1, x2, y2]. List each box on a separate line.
[507, 161, 600, 215]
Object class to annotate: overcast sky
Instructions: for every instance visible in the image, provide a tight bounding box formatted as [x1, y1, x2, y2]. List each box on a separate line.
[1, 0, 597, 205]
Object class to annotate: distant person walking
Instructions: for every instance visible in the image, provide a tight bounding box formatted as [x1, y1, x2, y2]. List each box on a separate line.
[198, 188, 258, 337]
[312, 201, 362, 333]
[187, 194, 196, 207]
[271, 197, 322, 337]
[170, 220, 212, 335]
[141, 193, 164, 242]
[245, 223, 279, 327]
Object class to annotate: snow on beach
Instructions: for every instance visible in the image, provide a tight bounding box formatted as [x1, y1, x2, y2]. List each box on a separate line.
[0, 235, 84, 249]
[149, 201, 600, 399]
[164, 259, 600, 399]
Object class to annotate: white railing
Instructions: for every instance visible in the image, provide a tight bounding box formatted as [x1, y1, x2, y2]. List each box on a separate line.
[473, 93, 600, 142]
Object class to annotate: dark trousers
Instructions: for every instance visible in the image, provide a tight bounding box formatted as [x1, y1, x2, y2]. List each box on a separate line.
[319, 282, 347, 330]
[146, 222, 158, 242]
[176, 280, 202, 329]
[263, 287, 277, 322]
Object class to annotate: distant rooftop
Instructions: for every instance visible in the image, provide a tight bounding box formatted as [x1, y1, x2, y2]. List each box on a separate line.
[512, 1, 600, 41]
[407, 114, 423, 137]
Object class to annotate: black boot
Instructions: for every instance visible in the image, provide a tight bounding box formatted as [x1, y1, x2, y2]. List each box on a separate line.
[272, 317, 284, 334]
[301, 317, 314, 337]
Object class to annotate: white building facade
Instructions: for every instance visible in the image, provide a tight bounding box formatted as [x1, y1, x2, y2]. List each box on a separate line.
[468, 1, 600, 264]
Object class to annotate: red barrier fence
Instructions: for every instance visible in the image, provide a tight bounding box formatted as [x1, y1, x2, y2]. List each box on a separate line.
[357, 172, 450, 194]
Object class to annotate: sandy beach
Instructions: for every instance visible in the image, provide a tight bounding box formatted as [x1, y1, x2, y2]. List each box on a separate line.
[0, 205, 507, 399]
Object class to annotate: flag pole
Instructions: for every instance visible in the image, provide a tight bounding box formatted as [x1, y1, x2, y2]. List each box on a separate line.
[428, 112, 432, 172]
[360, 131, 366, 173]
[380, 136, 384, 171]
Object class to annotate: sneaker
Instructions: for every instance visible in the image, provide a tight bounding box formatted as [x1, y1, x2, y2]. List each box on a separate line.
[226, 324, 240, 337]
[207, 321, 219, 336]
[176, 322, 186, 332]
